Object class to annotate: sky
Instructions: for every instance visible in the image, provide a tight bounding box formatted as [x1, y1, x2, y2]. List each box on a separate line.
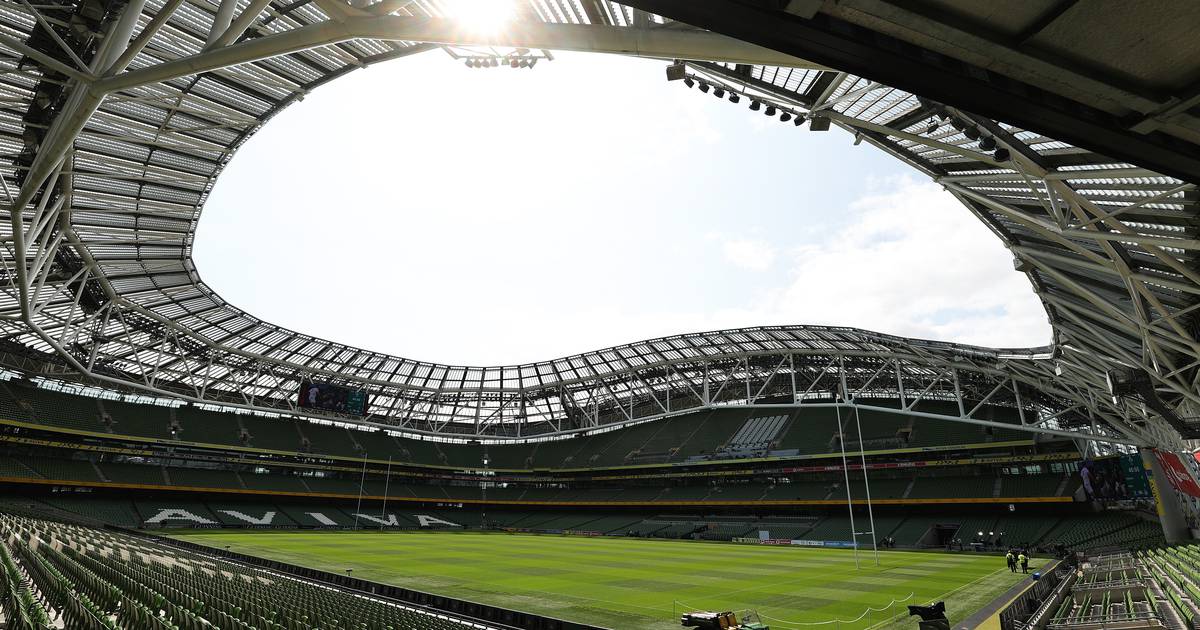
[194, 50, 1050, 366]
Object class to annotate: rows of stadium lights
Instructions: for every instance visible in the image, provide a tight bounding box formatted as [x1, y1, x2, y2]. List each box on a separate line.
[463, 55, 540, 68]
[678, 73, 811, 127]
[666, 63, 1013, 157]
[916, 97, 1012, 162]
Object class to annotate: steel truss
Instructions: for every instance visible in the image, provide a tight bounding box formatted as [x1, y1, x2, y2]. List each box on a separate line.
[0, 0, 1193, 446]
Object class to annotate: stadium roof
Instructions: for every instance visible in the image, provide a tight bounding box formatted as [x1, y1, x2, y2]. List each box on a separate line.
[0, 0, 1194, 447]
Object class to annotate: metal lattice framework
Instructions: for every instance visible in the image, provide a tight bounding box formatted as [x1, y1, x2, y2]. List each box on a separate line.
[0, 0, 1194, 447]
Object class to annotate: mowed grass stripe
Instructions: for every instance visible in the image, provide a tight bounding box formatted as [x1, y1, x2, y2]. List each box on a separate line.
[171, 530, 1024, 630]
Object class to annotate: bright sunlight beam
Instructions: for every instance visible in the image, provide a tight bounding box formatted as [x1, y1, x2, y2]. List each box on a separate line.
[439, 0, 516, 35]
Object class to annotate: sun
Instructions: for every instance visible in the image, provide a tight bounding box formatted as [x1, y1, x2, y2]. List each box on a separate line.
[440, 0, 516, 36]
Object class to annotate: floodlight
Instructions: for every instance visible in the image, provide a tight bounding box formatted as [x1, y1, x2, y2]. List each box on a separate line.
[684, 77, 694, 88]
[925, 120, 938, 134]
[713, 87, 725, 98]
[993, 147, 1011, 162]
[699, 82, 710, 93]
[728, 93, 740, 104]
[779, 112, 792, 122]
[963, 126, 980, 140]
[794, 116, 805, 126]
[808, 116, 831, 131]
[749, 100, 761, 111]
[765, 106, 776, 116]
[979, 136, 997, 151]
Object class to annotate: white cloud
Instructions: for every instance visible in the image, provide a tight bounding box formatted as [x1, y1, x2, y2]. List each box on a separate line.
[722, 238, 777, 271]
[195, 51, 1051, 364]
[745, 177, 1052, 348]
[415, 178, 1053, 358]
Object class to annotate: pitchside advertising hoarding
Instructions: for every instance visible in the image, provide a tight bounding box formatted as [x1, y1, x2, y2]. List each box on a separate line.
[736, 537, 858, 548]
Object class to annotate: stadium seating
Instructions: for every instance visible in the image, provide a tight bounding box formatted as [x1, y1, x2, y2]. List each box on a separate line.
[274, 503, 359, 527]
[296, 421, 361, 457]
[888, 516, 940, 546]
[720, 414, 788, 454]
[168, 466, 242, 489]
[907, 417, 987, 447]
[0, 512, 490, 629]
[300, 475, 366, 494]
[100, 462, 167, 485]
[239, 415, 302, 452]
[0, 383, 1065, 477]
[850, 475, 912, 500]
[23, 455, 102, 482]
[12, 382, 105, 433]
[240, 471, 310, 493]
[0, 490, 1166, 552]
[774, 408, 841, 454]
[1039, 513, 1153, 549]
[101, 398, 178, 440]
[0, 382, 33, 423]
[0, 445, 1088, 516]
[41, 496, 141, 527]
[999, 474, 1070, 497]
[757, 484, 798, 501]
[797, 516, 851, 541]
[840, 410, 911, 449]
[992, 515, 1061, 548]
[908, 475, 996, 498]
[755, 522, 815, 540]
[173, 405, 242, 446]
[135, 500, 224, 525]
[0, 455, 39, 478]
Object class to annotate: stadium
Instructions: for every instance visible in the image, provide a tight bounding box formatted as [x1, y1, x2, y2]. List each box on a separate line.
[0, 0, 1196, 629]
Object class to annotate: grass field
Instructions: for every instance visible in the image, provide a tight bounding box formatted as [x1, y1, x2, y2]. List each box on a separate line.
[172, 531, 1032, 630]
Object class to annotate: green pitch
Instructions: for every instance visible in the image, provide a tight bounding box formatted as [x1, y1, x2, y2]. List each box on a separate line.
[171, 531, 1029, 630]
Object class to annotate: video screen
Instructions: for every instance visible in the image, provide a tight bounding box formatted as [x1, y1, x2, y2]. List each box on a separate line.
[1080, 454, 1151, 501]
[297, 381, 369, 416]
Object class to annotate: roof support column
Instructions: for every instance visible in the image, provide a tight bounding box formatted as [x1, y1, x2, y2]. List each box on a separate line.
[207, 0, 239, 46]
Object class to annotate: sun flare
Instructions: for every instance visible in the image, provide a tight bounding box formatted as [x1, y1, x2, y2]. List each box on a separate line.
[440, 0, 516, 36]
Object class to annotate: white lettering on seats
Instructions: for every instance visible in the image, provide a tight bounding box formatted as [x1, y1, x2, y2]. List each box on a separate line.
[353, 513, 400, 526]
[305, 512, 339, 526]
[415, 515, 461, 528]
[220, 510, 276, 525]
[144, 509, 216, 525]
